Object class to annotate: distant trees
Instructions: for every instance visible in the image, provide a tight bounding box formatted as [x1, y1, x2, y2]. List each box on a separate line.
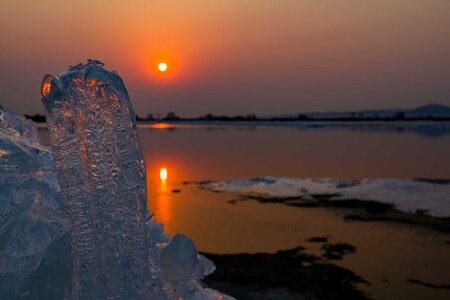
[163, 112, 180, 121]
[198, 113, 258, 121]
[133, 109, 450, 123]
[394, 112, 405, 120]
[134, 112, 172, 122]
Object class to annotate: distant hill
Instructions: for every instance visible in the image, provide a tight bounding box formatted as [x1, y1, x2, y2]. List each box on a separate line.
[280, 103, 450, 120]
[406, 104, 450, 118]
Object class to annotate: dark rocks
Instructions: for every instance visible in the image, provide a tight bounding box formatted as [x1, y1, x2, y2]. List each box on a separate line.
[321, 243, 357, 261]
[407, 279, 450, 290]
[202, 245, 368, 300]
[307, 236, 329, 243]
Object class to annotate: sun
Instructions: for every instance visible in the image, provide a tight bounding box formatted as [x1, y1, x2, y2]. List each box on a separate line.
[158, 62, 168, 72]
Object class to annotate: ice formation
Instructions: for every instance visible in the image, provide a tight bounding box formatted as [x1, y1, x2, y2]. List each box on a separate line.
[1, 74, 231, 298]
[0, 105, 69, 298]
[204, 177, 450, 217]
[2, 61, 234, 299]
[41, 60, 155, 298]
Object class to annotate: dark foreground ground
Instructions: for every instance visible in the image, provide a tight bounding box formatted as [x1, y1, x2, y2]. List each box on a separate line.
[200, 188, 450, 300]
[202, 240, 368, 300]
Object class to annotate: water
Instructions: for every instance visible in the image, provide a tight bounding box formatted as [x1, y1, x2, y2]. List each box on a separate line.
[39, 122, 450, 299]
[39, 121, 450, 246]
[40, 122, 450, 179]
[138, 122, 450, 181]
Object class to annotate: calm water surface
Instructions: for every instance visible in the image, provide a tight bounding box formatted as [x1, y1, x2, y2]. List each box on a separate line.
[138, 123, 450, 181]
[40, 122, 450, 180]
[141, 123, 450, 300]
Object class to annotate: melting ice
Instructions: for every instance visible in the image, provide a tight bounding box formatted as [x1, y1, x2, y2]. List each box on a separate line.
[0, 61, 232, 299]
[205, 177, 450, 217]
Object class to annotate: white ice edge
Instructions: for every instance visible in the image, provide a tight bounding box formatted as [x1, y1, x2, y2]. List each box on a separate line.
[206, 177, 450, 217]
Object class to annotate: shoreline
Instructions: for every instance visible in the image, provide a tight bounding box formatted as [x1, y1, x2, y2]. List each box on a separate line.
[173, 182, 450, 300]
[227, 193, 450, 235]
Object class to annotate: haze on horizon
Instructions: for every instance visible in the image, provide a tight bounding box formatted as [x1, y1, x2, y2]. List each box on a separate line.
[1, 0, 450, 118]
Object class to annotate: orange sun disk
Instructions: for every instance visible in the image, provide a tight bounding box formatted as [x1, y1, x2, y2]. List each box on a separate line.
[158, 62, 167, 72]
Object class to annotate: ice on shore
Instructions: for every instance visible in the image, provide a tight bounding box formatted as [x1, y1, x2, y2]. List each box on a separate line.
[0, 98, 231, 297]
[205, 177, 450, 217]
[0, 105, 69, 297]
[42, 59, 156, 298]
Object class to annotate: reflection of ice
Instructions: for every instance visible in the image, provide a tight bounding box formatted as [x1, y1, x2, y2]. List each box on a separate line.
[205, 177, 450, 217]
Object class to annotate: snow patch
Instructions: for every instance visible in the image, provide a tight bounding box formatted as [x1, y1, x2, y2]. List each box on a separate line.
[208, 177, 450, 217]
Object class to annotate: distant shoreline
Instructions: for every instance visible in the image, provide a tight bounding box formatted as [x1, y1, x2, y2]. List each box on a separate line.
[32, 117, 450, 124]
[26, 102, 450, 123]
[35, 119, 450, 136]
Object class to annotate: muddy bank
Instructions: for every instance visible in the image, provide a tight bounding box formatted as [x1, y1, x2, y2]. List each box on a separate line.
[225, 194, 450, 234]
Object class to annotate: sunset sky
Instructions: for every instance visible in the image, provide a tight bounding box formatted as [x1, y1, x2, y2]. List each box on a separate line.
[1, 0, 449, 117]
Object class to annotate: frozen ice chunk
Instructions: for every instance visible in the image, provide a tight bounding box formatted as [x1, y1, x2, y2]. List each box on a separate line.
[160, 234, 198, 284]
[0, 108, 229, 298]
[160, 234, 232, 300]
[0, 106, 68, 298]
[1, 80, 231, 299]
[0, 105, 50, 173]
[161, 234, 199, 299]
[41, 60, 155, 299]
[0, 104, 41, 145]
[207, 176, 450, 217]
[198, 254, 216, 277]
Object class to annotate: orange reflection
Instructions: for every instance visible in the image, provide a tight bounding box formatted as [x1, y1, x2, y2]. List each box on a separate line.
[160, 167, 168, 181]
[146, 160, 186, 234]
[156, 179, 171, 230]
[151, 123, 172, 129]
[41, 75, 52, 97]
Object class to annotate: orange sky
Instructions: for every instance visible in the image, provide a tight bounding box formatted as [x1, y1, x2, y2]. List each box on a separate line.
[1, 0, 450, 117]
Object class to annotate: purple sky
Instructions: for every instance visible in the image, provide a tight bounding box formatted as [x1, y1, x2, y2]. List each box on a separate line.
[1, 1, 450, 117]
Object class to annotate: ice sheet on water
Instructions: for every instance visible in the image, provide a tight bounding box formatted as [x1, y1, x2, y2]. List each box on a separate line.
[207, 176, 450, 217]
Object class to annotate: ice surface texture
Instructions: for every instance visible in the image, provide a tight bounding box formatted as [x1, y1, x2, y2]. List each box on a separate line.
[0, 105, 69, 298]
[41, 60, 154, 299]
[206, 177, 450, 217]
[0, 104, 232, 299]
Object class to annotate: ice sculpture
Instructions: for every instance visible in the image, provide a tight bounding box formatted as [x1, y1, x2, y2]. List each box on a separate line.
[41, 60, 154, 299]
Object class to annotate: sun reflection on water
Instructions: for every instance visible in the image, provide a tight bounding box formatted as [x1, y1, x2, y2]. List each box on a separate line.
[160, 167, 168, 181]
[152, 166, 172, 231]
